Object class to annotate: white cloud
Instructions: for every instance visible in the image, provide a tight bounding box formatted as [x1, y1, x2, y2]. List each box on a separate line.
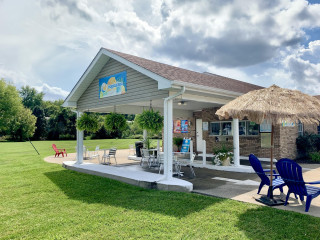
[33, 83, 69, 100]
[0, 0, 320, 99]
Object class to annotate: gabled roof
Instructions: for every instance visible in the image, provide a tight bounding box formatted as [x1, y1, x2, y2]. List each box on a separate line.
[105, 48, 263, 94]
[63, 48, 263, 107]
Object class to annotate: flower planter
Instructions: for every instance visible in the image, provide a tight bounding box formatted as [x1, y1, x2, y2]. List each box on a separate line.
[221, 157, 231, 166]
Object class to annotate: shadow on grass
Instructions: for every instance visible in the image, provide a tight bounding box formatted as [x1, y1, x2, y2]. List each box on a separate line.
[44, 169, 224, 218]
[236, 207, 320, 239]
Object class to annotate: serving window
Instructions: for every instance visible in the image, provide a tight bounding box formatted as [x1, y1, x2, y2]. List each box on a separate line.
[209, 120, 260, 136]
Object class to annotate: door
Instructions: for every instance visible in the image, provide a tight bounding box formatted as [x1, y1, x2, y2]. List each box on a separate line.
[196, 119, 203, 152]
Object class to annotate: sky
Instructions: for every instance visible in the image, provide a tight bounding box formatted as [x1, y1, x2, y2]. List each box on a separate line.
[0, 0, 320, 100]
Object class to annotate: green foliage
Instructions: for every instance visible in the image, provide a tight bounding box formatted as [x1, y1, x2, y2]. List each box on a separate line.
[0, 79, 36, 140]
[122, 116, 143, 139]
[212, 143, 234, 165]
[47, 103, 76, 140]
[105, 113, 128, 133]
[19, 85, 44, 111]
[76, 113, 100, 133]
[173, 137, 184, 151]
[309, 151, 320, 162]
[32, 106, 47, 140]
[296, 132, 320, 159]
[0, 79, 23, 133]
[136, 109, 163, 134]
[213, 143, 233, 155]
[7, 107, 36, 141]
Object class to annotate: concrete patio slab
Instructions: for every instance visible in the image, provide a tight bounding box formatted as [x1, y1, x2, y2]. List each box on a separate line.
[62, 161, 193, 193]
[45, 149, 320, 217]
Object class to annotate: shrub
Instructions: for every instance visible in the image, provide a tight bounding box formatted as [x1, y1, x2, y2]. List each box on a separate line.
[173, 137, 183, 151]
[296, 132, 320, 159]
[310, 152, 320, 163]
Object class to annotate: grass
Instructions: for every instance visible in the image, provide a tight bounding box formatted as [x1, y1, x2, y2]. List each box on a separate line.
[0, 140, 320, 239]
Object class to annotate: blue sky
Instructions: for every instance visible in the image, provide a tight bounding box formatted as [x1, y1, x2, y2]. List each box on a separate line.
[0, 0, 319, 100]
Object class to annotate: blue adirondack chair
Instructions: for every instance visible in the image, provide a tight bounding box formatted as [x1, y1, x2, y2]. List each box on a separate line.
[276, 158, 320, 212]
[249, 154, 285, 197]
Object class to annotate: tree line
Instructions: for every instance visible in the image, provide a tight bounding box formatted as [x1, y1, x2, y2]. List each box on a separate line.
[0, 79, 142, 142]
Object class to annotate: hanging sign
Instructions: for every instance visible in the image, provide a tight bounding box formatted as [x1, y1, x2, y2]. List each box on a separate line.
[181, 120, 188, 133]
[99, 71, 127, 98]
[173, 120, 181, 133]
[260, 119, 272, 133]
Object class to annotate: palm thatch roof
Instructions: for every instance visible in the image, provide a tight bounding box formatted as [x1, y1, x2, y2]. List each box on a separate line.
[216, 85, 320, 124]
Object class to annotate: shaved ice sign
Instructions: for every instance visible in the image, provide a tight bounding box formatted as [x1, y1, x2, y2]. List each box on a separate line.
[99, 71, 127, 98]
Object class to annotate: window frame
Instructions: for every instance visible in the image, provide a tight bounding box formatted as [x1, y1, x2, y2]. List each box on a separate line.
[298, 121, 304, 136]
[209, 120, 260, 136]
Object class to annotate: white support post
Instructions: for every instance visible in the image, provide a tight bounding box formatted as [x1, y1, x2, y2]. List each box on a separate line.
[163, 98, 173, 180]
[190, 140, 193, 163]
[157, 139, 160, 153]
[163, 86, 185, 180]
[143, 129, 147, 148]
[202, 140, 206, 165]
[76, 111, 84, 164]
[233, 118, 240, 167]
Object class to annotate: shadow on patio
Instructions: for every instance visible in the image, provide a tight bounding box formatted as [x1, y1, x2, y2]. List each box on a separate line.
[44, 168, 224, 218]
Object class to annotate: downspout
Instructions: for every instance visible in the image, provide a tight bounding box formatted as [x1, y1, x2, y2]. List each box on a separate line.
[162, 86, 185, 180]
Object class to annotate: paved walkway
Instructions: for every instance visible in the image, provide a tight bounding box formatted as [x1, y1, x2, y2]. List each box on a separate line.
[44, 150, 320, 217]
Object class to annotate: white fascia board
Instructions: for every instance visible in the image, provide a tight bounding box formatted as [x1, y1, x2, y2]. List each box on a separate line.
[101, 49, 173, 90]
[171, 81, 243, 98]
[171, 92, 230, 105]
[62, 101, 77, 108]
[63, 50, 109, 107]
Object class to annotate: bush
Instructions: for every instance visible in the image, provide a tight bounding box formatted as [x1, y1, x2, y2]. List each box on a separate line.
[310, 152, 320, 163]
[59, 134, 76, 140]
[296, 133, 320, 159]
[173, 137, 183, 151]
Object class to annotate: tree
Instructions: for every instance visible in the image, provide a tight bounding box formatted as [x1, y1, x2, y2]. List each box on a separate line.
[20, 86, 44, 111]
[0, 79, 23, 133]
[32, 106, 47, 140]
[47, 101, 76, 140]
[19, 86, 47, 140]
[8, 107, 36, 141]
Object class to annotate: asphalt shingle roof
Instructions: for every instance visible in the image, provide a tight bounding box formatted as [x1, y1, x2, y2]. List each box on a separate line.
[105, 48, 263, 94]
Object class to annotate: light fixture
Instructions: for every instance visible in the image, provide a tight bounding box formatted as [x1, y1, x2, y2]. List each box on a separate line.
[178, 101, 187, 106]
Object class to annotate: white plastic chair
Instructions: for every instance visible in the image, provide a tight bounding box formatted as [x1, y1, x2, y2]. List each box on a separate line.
[129, 144, 135, 156]
[88, 145, 100, 162]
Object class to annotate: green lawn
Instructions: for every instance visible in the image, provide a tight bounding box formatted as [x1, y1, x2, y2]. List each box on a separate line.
[0, 140, 320, 239]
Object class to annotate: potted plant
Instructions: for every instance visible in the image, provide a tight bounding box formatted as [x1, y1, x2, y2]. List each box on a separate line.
[212, 144, 234, 166]
[104, 113, 128, 133]
[76, 113, 100, 133]
[173, 137, 183, 152]
[136, 109, 163, 133]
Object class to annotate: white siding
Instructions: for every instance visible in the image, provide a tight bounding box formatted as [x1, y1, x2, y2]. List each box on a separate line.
[77, 58, 169, 111]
